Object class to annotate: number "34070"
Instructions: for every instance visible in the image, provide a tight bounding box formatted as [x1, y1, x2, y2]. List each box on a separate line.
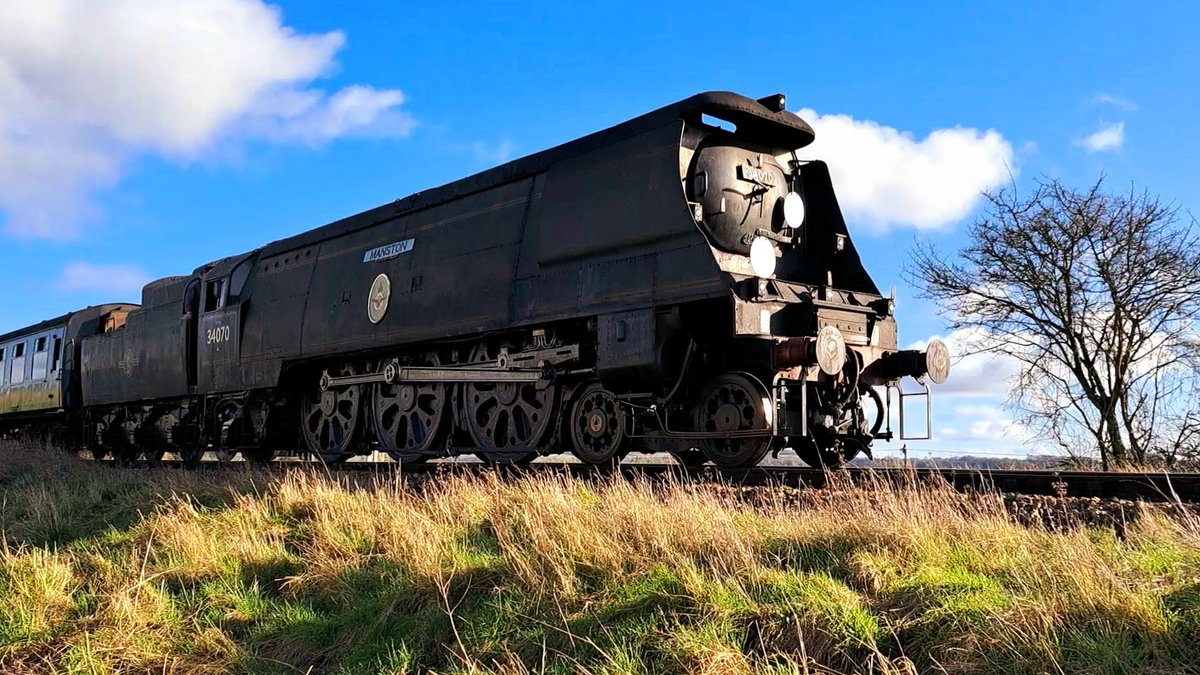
[206, 325, 231, 345]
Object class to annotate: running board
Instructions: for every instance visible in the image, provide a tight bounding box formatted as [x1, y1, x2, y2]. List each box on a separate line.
[320, 344, 580, 391]
[320, 365, 547, 390]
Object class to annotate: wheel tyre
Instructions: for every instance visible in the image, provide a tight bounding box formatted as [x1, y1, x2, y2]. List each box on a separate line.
[179, 448, 205, 466]
[311, 450, 351, 465]
[241, 447, 276, 463]
[670, 448, 708, 467]
[794, 436, 862, 470]
[388, 453, 430, 466]
[478, 450, 538, 466]
[214, 449, 239, 462]
[111, 446, 139, 464]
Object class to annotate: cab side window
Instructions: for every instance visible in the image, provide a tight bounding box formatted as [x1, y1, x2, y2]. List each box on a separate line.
[204, 279, 226, 313]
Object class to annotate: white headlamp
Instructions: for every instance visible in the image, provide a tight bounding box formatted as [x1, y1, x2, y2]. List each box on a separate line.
[749, 237, 777, 278]
[782, 191, 805, 228]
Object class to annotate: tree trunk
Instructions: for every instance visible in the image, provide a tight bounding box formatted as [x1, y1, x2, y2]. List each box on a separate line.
[1105, 410, 1127, 467]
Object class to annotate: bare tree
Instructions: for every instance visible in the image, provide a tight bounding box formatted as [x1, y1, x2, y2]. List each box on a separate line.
[909, 177, 1200, 469]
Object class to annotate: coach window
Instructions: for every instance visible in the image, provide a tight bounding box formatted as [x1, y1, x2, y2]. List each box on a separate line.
[10, 342, 25, 385]
[0, 346, 6, 385]
[204, 279, 226, 313]
[31, 336, 48, 380]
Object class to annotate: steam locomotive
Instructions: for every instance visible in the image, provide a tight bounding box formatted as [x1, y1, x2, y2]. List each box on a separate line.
[0, 91, 949, 468]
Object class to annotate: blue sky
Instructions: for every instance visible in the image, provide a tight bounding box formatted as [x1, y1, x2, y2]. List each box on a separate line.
[1, 1, 1197, 458]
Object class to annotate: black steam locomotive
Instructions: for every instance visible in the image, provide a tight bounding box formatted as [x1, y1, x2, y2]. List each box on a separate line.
[0, 92, 948, 468]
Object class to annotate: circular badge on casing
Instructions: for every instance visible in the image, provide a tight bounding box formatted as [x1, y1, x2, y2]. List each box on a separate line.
[121, 349, 137, 376]
[368, 273, 391, 324]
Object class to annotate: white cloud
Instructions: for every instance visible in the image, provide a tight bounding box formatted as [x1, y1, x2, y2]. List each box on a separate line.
[906, 328, 1022, 398]
[470, 139, 516, 166]
[56, 262, 148, 294]
[794, 109, 1014, 233]
[938, 403, 1031, 442]
[246, 85, 414, 146]
[0, 0, 413, 239]
[1075, 122, 1125, 153]
[1091, 94, 1137, 112]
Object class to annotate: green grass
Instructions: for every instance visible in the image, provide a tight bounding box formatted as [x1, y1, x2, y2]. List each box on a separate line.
[0, 442, 1198, 674]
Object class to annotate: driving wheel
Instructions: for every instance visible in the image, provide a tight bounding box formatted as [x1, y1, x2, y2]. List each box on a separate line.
[372, 352, 447, 463]
[462, 342, 554, 464]
[301, 363, 363, 464]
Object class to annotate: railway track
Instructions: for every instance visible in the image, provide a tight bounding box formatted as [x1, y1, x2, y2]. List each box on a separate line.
[89, 455, 1200, 503]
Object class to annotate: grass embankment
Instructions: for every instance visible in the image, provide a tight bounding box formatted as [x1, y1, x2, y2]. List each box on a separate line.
[0, 445, 1198, 674]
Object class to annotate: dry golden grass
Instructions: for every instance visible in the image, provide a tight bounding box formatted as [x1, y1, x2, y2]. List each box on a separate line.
[0, 441, 1197, 674]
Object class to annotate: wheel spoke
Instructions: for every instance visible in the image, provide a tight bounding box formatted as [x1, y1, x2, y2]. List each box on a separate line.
[464, 342, 553, 461]
[494, 408, 510, 446]
[306, 407, 323, 431]
[409, 413, 425, 447]
[513, 406, 530, 443]
[317, 418, 330, 450]
[423, 391, 441, 414]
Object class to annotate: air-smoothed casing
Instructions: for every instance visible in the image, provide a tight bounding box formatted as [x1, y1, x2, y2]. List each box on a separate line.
[68, 92, 883, 400]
